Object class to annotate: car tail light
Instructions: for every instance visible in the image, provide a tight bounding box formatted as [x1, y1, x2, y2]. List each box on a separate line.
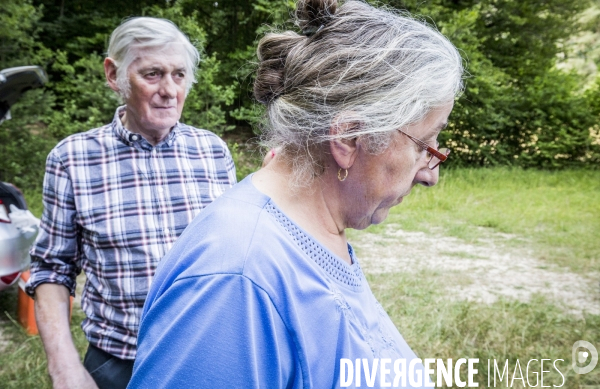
[0, 199, 10, 223]
[0, 271, 21, 287]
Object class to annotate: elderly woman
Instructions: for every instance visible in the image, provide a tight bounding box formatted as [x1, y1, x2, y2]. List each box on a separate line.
[129, 0, 463, 387]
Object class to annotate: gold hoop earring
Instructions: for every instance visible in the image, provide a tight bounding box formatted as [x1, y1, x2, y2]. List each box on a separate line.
[338, 168, 348, 182]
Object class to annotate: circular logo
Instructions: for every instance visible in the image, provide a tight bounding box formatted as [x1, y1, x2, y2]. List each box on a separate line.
[572, 341, 598, 375]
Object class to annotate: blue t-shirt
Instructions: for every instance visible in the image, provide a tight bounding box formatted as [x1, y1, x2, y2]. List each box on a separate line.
[128, 176, 429, 388]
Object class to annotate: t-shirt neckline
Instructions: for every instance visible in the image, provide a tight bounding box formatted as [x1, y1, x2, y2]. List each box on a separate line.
[263, 198, 364, 291]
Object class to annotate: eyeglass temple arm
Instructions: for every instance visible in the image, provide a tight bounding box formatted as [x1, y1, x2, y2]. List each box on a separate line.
[400, 131, 448, 161]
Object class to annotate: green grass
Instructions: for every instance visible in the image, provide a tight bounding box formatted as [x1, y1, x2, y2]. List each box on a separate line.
[2, 167, 598, 388]
[362, 168, 600, 274]
[369, 270, 600, 388]
[22, 191, 43, 219]
[0, 285, 88, 389]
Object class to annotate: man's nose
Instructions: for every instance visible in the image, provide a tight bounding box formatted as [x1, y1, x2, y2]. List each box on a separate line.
[159, 75, 177, 99]
[413, 164, 439, 187]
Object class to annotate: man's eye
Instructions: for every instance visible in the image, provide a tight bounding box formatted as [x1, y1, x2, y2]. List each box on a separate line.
[145, 72, 158, 77]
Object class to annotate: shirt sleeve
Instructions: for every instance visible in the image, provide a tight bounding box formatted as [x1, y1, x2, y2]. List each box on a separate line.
[128, 274, 300, 389]
[26, 148, 82, 297]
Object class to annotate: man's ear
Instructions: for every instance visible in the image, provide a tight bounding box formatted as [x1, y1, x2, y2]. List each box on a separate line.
[329, 117, 361, 170]
[104, 58, 120, 93]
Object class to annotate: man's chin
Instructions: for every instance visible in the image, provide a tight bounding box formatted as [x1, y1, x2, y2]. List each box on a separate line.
[147, 117, 179, 131]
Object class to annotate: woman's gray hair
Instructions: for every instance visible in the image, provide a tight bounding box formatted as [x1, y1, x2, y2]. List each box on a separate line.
[107, 17, 200, 98]
[255, 0, 464, 184]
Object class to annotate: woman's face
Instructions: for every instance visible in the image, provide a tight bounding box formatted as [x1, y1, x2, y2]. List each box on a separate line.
[343, 102, 454, 230]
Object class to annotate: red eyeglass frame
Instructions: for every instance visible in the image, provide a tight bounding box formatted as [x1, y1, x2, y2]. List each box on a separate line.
[397, 129, 451, 169]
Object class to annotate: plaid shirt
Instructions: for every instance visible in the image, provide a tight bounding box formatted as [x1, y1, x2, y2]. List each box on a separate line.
[27, 106, 237, 359]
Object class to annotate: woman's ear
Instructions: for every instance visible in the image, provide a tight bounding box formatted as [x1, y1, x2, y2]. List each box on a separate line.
[329, 116, 361, 170]
[104, 58, 120, 93]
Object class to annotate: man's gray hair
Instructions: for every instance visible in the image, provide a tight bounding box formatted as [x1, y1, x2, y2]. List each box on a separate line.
[254, 0, 464, 183]
[107, 17, 200, 98]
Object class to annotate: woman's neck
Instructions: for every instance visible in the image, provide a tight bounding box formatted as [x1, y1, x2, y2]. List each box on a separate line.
[252, 160, 352, 264]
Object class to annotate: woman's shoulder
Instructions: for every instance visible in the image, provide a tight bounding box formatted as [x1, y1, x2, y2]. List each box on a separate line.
[152, 178, 293, 284]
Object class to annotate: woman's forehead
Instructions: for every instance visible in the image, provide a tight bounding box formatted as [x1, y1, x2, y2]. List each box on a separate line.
[404, 102, 453, 138]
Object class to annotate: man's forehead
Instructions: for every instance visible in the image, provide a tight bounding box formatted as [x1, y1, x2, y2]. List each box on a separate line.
[131, 49, 187, 68]
[130, 44, 186, 63]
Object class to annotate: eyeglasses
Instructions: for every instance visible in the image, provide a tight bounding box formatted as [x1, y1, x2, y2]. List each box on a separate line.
[397, 129, 451, 169]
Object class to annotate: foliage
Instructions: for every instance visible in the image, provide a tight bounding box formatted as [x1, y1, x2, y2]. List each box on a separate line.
[0, 0, 52, 66]
[0, 91, 57, 191]
[228, 141, 263, 182]
[0, 0, 57, 190]
[177, 0, 294, 126]
[47, 52, 119, 140]
[376, 0, 599, 168]
[1, 0, 600, 192]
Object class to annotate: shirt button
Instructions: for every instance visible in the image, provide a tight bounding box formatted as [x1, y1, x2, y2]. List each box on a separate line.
[157, 187, 164, 193]
[164, 228, 170, 235]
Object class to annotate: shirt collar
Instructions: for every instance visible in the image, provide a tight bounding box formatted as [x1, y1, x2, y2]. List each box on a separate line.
[112, 105, 181, 148]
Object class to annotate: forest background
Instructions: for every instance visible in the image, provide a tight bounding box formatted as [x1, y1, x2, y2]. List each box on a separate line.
[1, 1, 599, 387]
[1, 0, 599, 189]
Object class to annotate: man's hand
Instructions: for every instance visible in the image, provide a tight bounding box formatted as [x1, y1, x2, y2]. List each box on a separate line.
[47, 365, 98, 389]
[34, 283, 99, 389]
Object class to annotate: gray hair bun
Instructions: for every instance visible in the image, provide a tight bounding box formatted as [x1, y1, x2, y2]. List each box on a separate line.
[296, 0, 337, 36]
[254, 0, 338, 104]
[254, 31, 304, 105]
[254, 0, 463, 187]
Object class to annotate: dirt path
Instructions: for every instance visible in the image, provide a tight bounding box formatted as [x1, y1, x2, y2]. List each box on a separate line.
[2, 228, 597, 355]
[351, 225, 600, 316]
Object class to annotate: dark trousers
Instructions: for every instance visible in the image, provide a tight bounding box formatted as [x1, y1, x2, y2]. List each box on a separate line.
[83, 344, 134, 389]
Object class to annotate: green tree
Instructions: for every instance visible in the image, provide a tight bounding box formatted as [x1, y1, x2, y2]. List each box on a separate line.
[376, 0, 598, 167]
[3, 0, 599, 193]
[0, 0, 57, 190]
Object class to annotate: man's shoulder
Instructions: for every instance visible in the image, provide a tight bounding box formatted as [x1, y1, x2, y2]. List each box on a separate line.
[157, 181, 273, 274]
[52, 123, 116, 154]
[175, 123, 229, 148]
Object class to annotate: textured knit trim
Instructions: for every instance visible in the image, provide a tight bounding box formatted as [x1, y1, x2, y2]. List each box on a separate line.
[265, 201, 364, 291]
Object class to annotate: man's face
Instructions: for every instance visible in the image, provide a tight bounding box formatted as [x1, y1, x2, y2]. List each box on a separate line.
[123, 46, 188, 134]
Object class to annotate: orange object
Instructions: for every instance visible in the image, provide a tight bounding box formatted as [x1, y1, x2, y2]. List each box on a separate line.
[17, 270, 74, 335]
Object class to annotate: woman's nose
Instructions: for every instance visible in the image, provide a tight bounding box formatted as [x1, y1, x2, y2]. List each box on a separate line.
[413, 165, 439, 187]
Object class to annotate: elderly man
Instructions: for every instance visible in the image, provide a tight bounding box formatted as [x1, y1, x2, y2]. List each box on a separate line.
[25, 17, 237, 389]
